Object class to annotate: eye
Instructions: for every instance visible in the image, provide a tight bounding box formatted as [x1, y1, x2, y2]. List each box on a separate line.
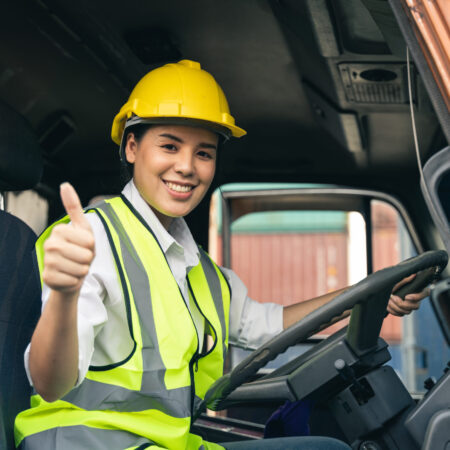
[161, 144, 177, 151]
[197, 150, 215, 160]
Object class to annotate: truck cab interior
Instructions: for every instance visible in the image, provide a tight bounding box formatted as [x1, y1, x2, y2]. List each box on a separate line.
[0, 1, 449, 449]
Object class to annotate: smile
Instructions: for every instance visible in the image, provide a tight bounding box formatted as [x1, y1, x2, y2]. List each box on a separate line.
[164, 181, 194, 193]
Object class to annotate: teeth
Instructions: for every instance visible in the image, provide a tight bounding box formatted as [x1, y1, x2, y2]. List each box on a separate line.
[165, 182, 193, 193]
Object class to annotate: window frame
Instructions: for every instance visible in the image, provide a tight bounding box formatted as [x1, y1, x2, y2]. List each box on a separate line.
[218, 186, 423, 273]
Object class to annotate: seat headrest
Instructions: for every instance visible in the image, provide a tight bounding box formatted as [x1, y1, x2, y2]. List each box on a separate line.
[0, 101, 43, 191]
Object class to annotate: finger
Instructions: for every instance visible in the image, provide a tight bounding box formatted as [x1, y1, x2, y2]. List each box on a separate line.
[402, 300, 420, 312]
[44, 252, 91, 278]
[47, 226, 95, 254]
[387, 296, 406, 316]
[57, 242, 95, 265]
[392, 274, 416, 293]
[387, 304, 402, 317]
[42, 269, 84, 293]
[388, 295, 413, 316]
[60, 227, 95, 252]
[390, 294, 421, 314]
[387, 302, 409, 316]
[405, 287, 430, 302]
[60, 182, 90, 230]
[403, 293, 423, 302]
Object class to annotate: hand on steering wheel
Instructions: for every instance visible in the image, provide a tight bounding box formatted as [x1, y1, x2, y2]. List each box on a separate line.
[193, 250, 448, 420]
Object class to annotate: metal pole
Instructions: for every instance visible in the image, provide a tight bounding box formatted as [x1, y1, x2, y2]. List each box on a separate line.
[363, 198, 373, 275]
[399, 219, 418, 391]
[221, 194, 231, 268]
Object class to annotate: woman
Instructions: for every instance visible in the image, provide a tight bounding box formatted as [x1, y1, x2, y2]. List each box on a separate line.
[15, 60, 423, 449]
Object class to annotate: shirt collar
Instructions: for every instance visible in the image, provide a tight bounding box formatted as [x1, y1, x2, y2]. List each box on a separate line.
[121, 180, 200, 266]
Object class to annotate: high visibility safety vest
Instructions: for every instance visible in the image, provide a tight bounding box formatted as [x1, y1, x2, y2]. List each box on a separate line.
[15, 195, 231, 449]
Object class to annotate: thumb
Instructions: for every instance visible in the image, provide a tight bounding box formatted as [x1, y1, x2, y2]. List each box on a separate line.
[392, 273, 416, 294]
[60, 182, 90, 229]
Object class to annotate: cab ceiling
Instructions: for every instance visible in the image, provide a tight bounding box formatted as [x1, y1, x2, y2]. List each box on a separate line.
[0, 0, 443, 203]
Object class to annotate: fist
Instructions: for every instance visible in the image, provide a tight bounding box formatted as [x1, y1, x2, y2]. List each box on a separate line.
[387, 274, 430, 317]
[42, 183, 95, 294]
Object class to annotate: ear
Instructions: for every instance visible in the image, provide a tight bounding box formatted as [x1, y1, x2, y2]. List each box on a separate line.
[125, 133, 138, 164]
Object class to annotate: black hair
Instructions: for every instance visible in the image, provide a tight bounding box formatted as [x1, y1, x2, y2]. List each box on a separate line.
[119, 123, 153, 184]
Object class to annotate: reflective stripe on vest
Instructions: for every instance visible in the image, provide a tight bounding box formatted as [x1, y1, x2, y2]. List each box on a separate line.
[15, 196, 230, 450]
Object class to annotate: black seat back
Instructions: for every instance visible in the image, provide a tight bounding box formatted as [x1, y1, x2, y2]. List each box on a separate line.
[0, 212, 41, 449]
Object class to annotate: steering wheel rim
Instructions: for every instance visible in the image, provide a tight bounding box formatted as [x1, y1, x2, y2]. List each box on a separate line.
[194, 250, 448, 419]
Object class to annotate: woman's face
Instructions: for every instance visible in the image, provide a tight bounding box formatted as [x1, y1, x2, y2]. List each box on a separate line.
[125, 124, 218, 229]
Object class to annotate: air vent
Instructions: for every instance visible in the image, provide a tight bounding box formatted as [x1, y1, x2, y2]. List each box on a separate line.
[338, 63, 414, 104]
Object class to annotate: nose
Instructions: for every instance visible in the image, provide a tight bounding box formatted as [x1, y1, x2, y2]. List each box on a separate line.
[174, 149, 194, 176]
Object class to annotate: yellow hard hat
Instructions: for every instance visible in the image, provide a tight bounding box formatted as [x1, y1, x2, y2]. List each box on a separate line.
[111, 59, 246, 153]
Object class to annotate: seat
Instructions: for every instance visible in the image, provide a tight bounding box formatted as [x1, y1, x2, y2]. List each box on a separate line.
[0, 211, 41, 449]
[0, 101, 43, 449]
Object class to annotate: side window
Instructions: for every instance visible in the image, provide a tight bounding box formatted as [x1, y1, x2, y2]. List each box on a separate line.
[228, 209, 353, 338]
[209, 185, 448, 392]
[211, 199, 411, 340]
[230, 210, 350, 304]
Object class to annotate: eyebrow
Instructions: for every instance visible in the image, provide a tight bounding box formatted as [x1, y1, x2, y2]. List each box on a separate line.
[158, 133, 217, 150]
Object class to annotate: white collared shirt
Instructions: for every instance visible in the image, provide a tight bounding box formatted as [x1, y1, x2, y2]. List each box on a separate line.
[25, 181, 283, 386]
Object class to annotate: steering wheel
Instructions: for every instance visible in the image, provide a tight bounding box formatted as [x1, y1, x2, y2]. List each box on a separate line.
[193, 250, 448, 420]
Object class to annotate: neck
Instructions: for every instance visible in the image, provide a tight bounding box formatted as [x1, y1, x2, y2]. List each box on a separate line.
[154, 211, 174, 230]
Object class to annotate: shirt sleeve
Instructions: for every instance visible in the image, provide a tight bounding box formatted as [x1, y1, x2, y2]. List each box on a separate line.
[24, 213, 111, 388]
[221, 267, 284, 350]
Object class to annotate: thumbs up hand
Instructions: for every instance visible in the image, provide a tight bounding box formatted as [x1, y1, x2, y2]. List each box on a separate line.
[42, 183, 95, 294]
